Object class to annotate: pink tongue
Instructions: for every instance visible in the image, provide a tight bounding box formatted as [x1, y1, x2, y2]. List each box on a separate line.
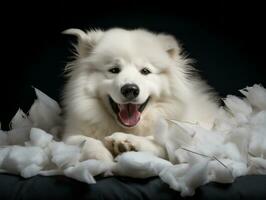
[118, 104, 141, 127]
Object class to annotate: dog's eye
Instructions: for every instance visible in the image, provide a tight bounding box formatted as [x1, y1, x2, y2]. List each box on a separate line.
[140, 68, 151, 75]
[108, 67, 121, 74]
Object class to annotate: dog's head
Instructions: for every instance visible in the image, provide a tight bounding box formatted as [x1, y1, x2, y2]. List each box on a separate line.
[64, 28, 187, 129]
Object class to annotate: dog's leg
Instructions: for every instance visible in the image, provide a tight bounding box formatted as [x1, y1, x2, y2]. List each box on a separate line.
[64, 135, 113, 162]
[104, 132, 167, 159]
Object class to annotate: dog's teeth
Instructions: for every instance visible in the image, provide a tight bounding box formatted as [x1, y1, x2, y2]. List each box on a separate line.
[118, 104, 127, 111]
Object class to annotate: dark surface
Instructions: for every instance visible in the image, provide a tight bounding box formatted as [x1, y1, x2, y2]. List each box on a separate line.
[0, 1, 266, 199]
[0, 174, 266, 200]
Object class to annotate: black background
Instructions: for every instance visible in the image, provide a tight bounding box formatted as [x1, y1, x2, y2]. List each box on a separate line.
[0, 1, 265, 130]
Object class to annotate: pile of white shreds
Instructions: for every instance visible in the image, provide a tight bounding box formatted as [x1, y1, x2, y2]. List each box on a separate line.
[0, 84, 266, 197]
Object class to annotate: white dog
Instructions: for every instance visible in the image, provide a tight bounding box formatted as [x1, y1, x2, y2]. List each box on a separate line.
[62, 28, 219, 162]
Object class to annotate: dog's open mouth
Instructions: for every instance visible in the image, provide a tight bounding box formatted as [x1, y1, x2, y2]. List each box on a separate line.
[109, 96, 150, 127]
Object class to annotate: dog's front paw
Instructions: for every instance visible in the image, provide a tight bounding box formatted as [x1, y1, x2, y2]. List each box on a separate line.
[66, 136, 114, 162]
[81, 148, 114, 162]
[104, 132, 138, 157]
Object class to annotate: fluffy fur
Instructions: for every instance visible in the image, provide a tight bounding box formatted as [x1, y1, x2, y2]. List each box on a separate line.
[62, 28, 219, 161]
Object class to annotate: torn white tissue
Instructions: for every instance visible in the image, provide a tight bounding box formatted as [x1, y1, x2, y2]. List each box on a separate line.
[29, 88, 62, 132]
[50, 141, 81, 169]
[160, 160, 209, 197]
[7, 127, 32, 145]
[64, 160, 115, 184]
[0, 130, 8, 146]
[27, 128, 53, 148]
[10, 109, 33, 129]
[0, 83, 266, 197]
[5, 109, 32, 145]
[240, 84, 266, 110]
[1, 146, 48, 178]
[223, 95, 252, 116]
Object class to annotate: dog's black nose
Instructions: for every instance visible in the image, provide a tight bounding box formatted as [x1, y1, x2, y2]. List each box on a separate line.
[121, 84, 140, 100]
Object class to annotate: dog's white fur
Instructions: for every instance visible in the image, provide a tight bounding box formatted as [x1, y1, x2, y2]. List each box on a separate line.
[62, 28, 219, 161]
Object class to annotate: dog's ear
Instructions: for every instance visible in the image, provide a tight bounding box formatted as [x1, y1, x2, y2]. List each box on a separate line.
[62, 28, 104, 57]
[157, 34, 182, 59]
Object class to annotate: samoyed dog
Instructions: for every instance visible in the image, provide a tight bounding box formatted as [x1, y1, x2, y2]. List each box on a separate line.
[62, 28, 219, 162]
